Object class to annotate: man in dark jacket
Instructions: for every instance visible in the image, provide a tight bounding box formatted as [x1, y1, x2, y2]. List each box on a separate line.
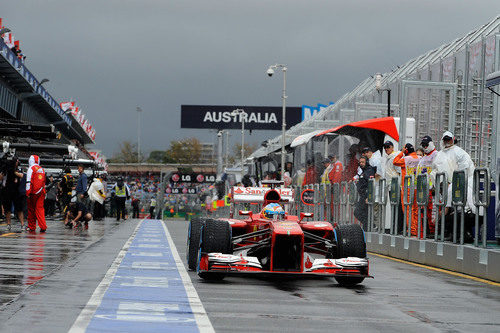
[354, 156, 376, 230]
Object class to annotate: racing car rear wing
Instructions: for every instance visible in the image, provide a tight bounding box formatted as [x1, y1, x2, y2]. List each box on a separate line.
[231, 186, 294, 204]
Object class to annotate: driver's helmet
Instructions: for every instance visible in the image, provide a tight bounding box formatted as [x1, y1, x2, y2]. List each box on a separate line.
[262, 203, 285, 220]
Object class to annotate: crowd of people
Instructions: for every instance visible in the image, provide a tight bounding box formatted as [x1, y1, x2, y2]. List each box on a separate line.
[0, 155, 165, 232]
[347, 131, 476, 241]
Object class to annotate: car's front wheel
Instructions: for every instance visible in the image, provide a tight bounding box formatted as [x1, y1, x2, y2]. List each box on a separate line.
[198, 219, 232, 280]
[333, 224, 366, 286]
[186, 217, 205, 270]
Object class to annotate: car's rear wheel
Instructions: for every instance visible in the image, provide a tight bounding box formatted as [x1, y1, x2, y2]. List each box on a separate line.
[333, 224, 366, 286]
[186, 217, 205, 270]
[198, 219, 232, 280]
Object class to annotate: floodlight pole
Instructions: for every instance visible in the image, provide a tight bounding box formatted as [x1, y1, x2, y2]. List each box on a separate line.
[136, 107, 142, 163]
[267, 64, 287, 181]
[232, 109, 246, 179]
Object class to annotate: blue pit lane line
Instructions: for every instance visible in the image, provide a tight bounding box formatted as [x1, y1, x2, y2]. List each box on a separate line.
[69, 219, 213, 333]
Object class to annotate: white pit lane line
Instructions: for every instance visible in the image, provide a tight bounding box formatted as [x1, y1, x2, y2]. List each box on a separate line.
[69, 219, 214, 333]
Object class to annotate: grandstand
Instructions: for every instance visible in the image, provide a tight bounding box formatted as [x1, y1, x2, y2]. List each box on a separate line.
[0, 18, 102, 166]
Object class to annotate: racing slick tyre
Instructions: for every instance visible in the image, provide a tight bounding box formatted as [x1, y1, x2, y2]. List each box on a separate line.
[333, 224, 366, 286]
[187, 217, 205, 270]
[198, 219, 232, 281]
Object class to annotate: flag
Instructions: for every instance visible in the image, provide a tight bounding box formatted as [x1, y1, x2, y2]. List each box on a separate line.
[4, 33, 14, 48]
[60, 101, 75, 111]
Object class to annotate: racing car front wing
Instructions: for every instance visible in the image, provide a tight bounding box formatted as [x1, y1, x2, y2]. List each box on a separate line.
[198, 253, 373, 278]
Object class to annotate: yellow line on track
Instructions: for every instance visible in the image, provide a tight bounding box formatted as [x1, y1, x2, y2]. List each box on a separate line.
[368, 251, 500, 287]
[0, 232, 17, 237]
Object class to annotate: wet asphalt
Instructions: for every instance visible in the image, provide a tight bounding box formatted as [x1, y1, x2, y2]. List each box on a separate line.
[0, 217, 498, 332]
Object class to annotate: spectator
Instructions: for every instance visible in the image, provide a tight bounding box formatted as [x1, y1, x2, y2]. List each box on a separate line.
[75, 164, 88, 206]
[320, 158, 333, 184]
[149, 197, 157, 218]
[131, 197, 140, 218]
[16, 165, 27, 229]
[282, 162, 293, 187]
[381, 141, 401, 232]
[362, 147, 382, 227]
[343, 144, 359, 181]
[302, 160, 317, 186]
[361, 147, 382, 179]
[439, 131, 475, 211]
[113, 176, 130, 221]
[58, 167, 74, 215]
[328, 154, 343, 184]
[26, 155, 47, 232]
[45, 175, 58, 217]
[354, 156, 375, 230]
[64, 201, 92, 228]
[438, 131, 477, 240]
[417, 135, 445, 236]
[242, 174, 253, 187]
[109, 192, 117, 218]
[88, 177, 106, 221]
[0, 157, 24, 230]
[382, 141, 400, 180]
[416, 147, 424, 157]
[393, 143, 420, 235]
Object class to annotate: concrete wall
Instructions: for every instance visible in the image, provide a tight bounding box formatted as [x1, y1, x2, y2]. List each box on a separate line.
[366, 232, 500, 282]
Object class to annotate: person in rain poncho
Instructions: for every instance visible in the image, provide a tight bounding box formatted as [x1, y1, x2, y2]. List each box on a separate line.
[438, 131, 476, 214]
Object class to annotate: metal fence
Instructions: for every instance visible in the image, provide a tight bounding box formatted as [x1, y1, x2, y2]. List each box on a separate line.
[291, 168, 493, 249]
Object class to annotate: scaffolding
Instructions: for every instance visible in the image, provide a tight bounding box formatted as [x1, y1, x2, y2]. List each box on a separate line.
[252, 16, 500, 175]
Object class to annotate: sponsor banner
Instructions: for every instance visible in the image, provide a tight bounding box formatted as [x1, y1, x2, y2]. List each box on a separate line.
[302, 102, 334, 121]
[166, 187, 198, 194]
[181, 105, 302, 130]
[232, 186, 294, 203]
[170, 173, 216, 184]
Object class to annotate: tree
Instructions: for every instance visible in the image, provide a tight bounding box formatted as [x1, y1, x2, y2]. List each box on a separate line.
[110, 141, 144, 163]
[147, 150, 175, 163]
[228, 143, 258, 165]
[166, 137, 202, 164]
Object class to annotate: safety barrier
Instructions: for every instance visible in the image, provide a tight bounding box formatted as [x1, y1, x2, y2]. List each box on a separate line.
[416, 174, 429, 239]
[473, 168, 491, 248]
[389, 176, 400, 235]
[434, 172, 448, 242]
[289, 166, 495, 250]
[402, 175, 414, 237]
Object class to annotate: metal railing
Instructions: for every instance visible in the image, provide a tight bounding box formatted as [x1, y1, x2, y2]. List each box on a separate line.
[288, 166, 494, 249]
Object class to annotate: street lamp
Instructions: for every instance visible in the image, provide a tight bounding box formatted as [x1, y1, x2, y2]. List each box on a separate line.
[375, 73, 391, 117]
[40, 78, 49, 85]
[266, 63, 287, 181]
[136, 106, 143, 163]
[232, 108, 246, 178]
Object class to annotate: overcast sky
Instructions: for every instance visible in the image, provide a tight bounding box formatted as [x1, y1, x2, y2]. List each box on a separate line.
[2, 1, 499, 157]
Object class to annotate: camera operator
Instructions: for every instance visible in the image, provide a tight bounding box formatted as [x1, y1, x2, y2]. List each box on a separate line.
[0, 156, 25, 231]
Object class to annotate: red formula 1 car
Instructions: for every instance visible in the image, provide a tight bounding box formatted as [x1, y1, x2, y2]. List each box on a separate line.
[187, 181, 371, 286]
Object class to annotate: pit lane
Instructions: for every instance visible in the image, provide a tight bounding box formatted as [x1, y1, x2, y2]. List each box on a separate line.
[0, 218, 498, 332]
[167, 219, 500, 332]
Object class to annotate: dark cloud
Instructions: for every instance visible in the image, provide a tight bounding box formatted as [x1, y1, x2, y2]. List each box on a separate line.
[2, 1, 499, 156]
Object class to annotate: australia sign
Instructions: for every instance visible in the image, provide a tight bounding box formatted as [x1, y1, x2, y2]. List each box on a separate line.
[181, 105, 302, 130]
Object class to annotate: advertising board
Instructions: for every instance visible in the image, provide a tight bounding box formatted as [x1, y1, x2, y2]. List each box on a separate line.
[181, 105, 302, 130]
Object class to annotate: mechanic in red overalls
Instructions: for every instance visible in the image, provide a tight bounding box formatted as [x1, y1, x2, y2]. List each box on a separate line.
[26, 155, 47, 232]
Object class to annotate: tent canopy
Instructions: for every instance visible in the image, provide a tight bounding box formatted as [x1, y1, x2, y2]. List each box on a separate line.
[315, 117, 399, 141]
[290, 130, 323, 148]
